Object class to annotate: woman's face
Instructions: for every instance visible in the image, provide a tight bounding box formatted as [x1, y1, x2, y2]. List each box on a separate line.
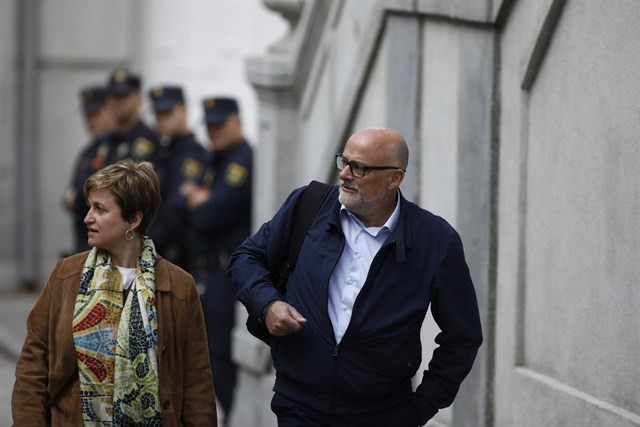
[84, 188, 132, 251]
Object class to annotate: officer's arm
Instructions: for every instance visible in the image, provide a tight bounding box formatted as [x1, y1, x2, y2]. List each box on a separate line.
[12, 261, 60, 424]
[188, 170, 251, 234]
[412, 231, 483, 424]
[149, 153, 207, 250]
[227, 186, 306, 319]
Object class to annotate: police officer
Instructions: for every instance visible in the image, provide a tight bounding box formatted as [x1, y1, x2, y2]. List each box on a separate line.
[105, 68, 167, 170]
[63, 84, 115, 253]
[147, 85, 207, 266]
[180, 97, 252, 425]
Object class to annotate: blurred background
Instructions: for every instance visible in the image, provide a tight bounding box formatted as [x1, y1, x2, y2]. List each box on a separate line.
[0, 0, 638, 426]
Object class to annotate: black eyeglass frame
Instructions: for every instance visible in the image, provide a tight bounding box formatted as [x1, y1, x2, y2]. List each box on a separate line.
[335, 153, 406, 178]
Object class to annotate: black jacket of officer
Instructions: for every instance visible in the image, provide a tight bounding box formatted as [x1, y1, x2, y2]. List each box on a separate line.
[180, 97, 252, 421]
[146, 85, 207, 265]
[105, 69, 169, 181]
[183, 98, 252, 260]
[65, 85, 114, 253]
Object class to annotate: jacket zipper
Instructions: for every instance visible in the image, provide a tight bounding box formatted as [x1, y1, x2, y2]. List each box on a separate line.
[328, 343, 340, 414]
[327, 229, 344, 414]
[327, 240, 394, 413]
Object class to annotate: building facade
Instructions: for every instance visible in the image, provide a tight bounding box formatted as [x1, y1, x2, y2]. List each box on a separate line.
[240, 0, 640, 426]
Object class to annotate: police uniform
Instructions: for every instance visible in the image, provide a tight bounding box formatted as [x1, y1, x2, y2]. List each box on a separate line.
[105, 69, 169, 175]
[186, 97, 252, 421]
[68, 85, 114, 253]
[147, 85, 207, 266]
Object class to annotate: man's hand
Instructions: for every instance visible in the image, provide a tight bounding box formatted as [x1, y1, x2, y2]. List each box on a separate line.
[265, 301, 307, 336]
[180, 181, 211, 209]
[63, 188, 77, 212]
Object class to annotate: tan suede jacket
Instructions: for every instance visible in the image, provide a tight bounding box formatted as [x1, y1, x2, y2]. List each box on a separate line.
[12, 252, 217, 426]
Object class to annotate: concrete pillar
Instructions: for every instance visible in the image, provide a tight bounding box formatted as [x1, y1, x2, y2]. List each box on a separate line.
[0, 0, 19, 291]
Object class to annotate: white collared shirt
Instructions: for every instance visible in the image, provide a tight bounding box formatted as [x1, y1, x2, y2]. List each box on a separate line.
[328, 194, 401, 343]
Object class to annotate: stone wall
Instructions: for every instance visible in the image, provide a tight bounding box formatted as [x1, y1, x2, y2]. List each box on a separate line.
[245, 0, 640, 425]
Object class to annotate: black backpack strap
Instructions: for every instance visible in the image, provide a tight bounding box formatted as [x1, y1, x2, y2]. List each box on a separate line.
[274, 180, 331, 292]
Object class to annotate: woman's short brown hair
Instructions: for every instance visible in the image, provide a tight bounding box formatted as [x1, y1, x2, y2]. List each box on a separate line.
[84, 159, 161, 235]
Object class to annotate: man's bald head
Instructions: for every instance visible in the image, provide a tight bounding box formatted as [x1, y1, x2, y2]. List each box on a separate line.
[347, 128, 408, 170]
[338, 127, 408, 227]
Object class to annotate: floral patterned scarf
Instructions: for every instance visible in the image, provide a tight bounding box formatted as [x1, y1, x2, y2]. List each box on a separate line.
[73, 236, 161, 426]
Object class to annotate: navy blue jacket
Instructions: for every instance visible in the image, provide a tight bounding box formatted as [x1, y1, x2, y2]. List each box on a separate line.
[227, 185, 482, 424]
[185, 139, 252, 257]
[68, 132, 116, 252]
[109, 120, 170, 205]
[148, 132, 207, 263]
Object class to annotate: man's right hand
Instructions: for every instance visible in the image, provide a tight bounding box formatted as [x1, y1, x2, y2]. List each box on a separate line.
[265, 301, 307, 336]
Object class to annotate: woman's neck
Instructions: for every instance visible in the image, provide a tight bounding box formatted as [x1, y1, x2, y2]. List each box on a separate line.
[110, 238, 142, 268]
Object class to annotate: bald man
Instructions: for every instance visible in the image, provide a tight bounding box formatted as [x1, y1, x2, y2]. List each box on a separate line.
[228, 128, 482, 426]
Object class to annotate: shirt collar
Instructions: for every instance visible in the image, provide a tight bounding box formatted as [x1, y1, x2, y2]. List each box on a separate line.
[340, 191, 401, 237]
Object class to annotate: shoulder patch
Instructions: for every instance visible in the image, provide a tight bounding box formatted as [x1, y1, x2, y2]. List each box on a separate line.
[133, 137, 154, 159]
[224, 162, 248, 187]
[90, 157, 105, 171]
[181, 158, 202, 180]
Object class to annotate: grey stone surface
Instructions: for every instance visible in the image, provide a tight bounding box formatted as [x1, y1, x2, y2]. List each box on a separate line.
[524, 0, 638, 412]
[0, 292, 40, 426]
[37, 68, 110, 279]
[416, 0, 491, 23]
[495, 0, 640, 425]
[386, 14, 421, 203]
[38, 1, 132, 62]
[249, 0, 640, 426]
[0, 0, 18, 291]
[450, 24, 494, 427]
[0, 351, 16, 426]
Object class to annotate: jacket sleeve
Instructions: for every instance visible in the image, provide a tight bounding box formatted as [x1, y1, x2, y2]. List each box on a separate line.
[227, 186, 306, 318]
[187, 158, 252, 235]
[413, 230, 483, 424]
[149, 147, 207, 251]
[12, 260, 62, 425]
[181, 274, 218, 426]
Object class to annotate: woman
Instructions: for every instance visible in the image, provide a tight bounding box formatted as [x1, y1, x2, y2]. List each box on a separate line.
[12, 160, 217, 426]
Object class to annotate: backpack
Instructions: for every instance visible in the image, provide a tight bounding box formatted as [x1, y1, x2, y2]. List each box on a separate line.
[245, 180, 331, 345]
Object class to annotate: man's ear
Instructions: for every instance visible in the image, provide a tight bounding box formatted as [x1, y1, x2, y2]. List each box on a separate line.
[389, 169, 405, 190]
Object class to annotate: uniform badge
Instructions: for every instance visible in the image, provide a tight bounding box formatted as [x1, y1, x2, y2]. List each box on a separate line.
[91, 157, 105, 171]
[83, 90, 93, 101]
[152, 86, 163, 99]
[133, 137, 154, 159]
[205, 99, 215, 109]
[115, 69, 127, 83]
[97, 143, 109, 160]
[224, 162, 248, 187]
[117, 141, 129, 159]
[181, 158, 202, 180]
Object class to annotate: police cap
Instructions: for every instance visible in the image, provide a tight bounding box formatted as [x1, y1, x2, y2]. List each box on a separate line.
[80, 85, 108, 113]
[203, 97, 239, 125]
[107, 68, 141, 96]
[149, 85, 184, 113]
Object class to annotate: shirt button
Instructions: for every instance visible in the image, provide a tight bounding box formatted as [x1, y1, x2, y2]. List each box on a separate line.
[342, 305, 347, 311]
[163, 400, 171, 409]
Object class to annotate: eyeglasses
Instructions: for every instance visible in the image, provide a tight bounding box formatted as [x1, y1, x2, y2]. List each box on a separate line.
[335, 153, 405, 178]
